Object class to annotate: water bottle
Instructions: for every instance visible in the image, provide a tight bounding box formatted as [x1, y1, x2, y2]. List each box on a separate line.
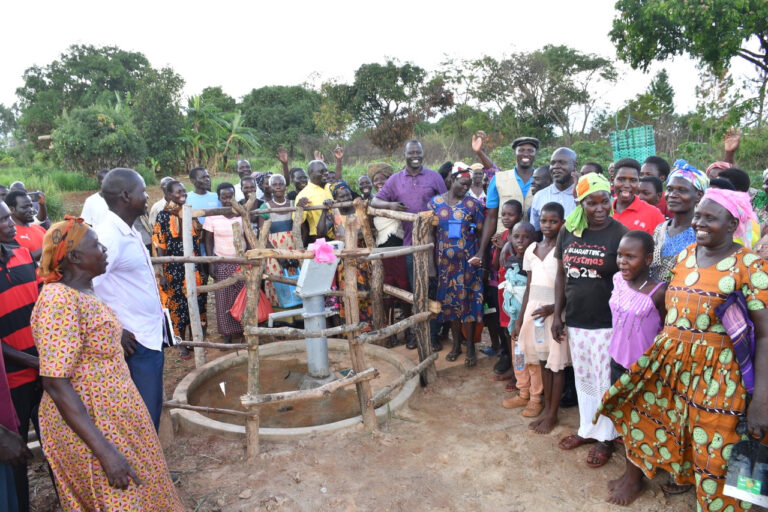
[513, 343, 525, 371]
[534, 317, 546, 344]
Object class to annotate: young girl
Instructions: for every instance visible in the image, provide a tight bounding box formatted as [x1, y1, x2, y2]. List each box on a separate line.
[604, 230, 666, 506]
[490, 199, 523, 381]
[429, 165, 485, 366]
[508, 203, 569, 425]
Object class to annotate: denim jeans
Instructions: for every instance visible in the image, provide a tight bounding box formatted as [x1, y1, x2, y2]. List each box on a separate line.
[126, 343, 164, 432]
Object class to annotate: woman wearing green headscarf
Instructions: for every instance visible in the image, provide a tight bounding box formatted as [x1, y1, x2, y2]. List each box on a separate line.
[552, 173, 628, 467]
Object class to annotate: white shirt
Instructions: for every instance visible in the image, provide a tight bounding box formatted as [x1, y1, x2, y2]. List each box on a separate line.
[234, 181, 264, 202]
[80, 192, 110, 226]
[148, 198, 167, 228]
[93, 210, 165, 351]
[530, 182, 577, 231]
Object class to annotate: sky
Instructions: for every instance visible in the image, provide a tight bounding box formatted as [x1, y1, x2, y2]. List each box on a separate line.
[0, 0, 754, 123]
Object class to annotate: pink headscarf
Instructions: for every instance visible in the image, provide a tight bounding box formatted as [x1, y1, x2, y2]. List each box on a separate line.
[705, 161, 733, 178]
[700, 188, 757, 242]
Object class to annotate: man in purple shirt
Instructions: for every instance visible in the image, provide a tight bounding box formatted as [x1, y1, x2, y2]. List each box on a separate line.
[371, 140, 446, 351]
[371, 139, 447, 247]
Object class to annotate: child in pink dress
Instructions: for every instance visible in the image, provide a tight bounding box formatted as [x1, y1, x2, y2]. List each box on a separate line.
[507, 203, 569, 425]
[603, 230, 666, 506]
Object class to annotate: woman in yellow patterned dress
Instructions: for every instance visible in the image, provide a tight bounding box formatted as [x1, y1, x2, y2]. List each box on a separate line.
[33, 218, 183, 511]
[596, 189, 768, 510]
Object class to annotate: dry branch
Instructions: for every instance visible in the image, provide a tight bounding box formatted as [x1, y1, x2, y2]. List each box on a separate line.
[362, 244, 434, 261]
[178, 341, 249, 350]
[163, 401, 254, 418]
[197, 273, 245, 293]
[369, 352, 439, 407]
[246, 322, 368, 339]
[240, 367, 379, 406]
[355, 312, 433, 344]
[382, 284, 442, 315]
[365, 206, 420, 223]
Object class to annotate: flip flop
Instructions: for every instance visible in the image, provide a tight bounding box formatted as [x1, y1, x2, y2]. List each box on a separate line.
[445, 349, 462, 362]
[660, 481, 693, 495]
[464, 354, 477, 367]
[586, 443, 614, 468]
[558, 434, 597, 451]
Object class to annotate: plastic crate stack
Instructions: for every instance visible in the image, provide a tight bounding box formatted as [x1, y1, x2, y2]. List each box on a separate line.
[609, 125, 656, 162]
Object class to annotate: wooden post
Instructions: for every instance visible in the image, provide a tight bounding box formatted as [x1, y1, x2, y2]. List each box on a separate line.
[342, 216, 377, 430]
[354, 198, 385, 335]
[292, 205, 304, 250]
[182, 204, 206, 367]
[411, 211, 437, 385]
[230, 211, 265, 462]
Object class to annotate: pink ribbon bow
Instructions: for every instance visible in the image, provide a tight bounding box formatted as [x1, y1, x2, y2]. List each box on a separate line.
[312, 238, 337, 263]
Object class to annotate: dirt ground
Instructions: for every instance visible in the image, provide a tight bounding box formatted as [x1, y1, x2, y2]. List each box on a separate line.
[27, 190, 696, 511]
[29, 342, 696, 512]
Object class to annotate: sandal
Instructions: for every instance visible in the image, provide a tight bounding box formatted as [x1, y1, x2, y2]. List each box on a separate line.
[660, 480, 693, 495]
[504, 380, 519, 392]
[586, 442, 614, 468]
[558, 434, 597, 451]
[445, 348, 462, 362]
[464, 354, 477, 367]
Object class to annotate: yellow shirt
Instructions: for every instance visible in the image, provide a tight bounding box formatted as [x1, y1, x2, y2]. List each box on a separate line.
[295, 182, 333, 236]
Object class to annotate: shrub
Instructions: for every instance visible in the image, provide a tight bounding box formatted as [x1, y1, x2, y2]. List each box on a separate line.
[52, 105, 146, 174]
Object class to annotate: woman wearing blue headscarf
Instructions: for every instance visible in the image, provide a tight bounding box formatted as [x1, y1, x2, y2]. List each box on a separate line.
[650, 160, 709, 282]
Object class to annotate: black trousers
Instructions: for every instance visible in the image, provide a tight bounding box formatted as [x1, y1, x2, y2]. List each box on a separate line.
[10, 380, 42, 512]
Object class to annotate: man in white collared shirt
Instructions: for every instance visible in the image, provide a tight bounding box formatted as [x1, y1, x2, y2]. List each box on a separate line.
[80, 169, 110, 226]
[529, 148, 578, 231]
[93, 168, 166, 431]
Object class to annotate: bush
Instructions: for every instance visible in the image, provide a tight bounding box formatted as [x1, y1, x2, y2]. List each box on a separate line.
[52, 105, 147, 174]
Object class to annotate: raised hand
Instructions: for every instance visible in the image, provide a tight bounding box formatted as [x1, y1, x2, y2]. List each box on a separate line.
[313, 150, 325, 163]
[276, 147, 288, 164]
[333, 146, 344, 160]
[472, 130, 487, 153]
[724, 128, 741, 153]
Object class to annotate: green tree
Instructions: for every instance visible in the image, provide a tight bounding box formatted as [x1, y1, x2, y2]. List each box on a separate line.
[131, 67, 185, 172]
[180, 96, 258, 173]
[52, 104, 146, 173]
[240, 85, 320, 155]
[334, 60, 453, 154]
[199, 86, 237, 112]
[16, 45, 152, 146]
[0, 104, 17, 141]
[470, 46, 616, 143]
[611, 0, 768, 75]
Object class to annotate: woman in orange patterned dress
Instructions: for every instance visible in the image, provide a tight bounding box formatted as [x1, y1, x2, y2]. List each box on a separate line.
[597, 189, 768, 510]
[33, 218, 183, 511]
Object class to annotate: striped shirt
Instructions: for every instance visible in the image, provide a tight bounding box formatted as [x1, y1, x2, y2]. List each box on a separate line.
[0, 243, 40, 388]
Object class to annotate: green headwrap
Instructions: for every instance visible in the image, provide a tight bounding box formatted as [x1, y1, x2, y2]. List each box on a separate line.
[563, 173, 613, 237]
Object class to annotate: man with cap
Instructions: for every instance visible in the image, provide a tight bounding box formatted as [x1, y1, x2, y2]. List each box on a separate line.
[469, 136, 539, 267]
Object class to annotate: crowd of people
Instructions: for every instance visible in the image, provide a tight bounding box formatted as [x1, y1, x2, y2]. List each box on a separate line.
[0, 127, 767, 510]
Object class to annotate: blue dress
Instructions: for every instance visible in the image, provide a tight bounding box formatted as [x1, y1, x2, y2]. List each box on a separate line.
[429, 194, 485, 322]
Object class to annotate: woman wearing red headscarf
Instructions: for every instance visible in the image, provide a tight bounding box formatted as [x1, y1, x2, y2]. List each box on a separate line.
[33, 218, 183, 511]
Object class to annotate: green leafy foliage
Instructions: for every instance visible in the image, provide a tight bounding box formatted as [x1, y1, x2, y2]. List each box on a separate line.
[611, 0, 768, 74]
[131, 68, 185, 173]
[240, 85, 320, 156]
[52, 104, 147, 173]
[16, 45, 152, 146]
